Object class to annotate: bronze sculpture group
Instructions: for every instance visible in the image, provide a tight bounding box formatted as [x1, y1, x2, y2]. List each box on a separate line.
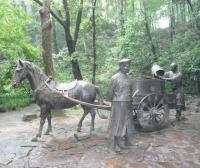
[12, 59, 185, 152]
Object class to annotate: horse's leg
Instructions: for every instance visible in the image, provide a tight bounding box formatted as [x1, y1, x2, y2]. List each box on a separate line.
[44, 109, 52, 135]
[32, 104, 47, 141]
[79, 106, 96, 132]
[89, 108, 96, 132]
[77, 106, 89, 132]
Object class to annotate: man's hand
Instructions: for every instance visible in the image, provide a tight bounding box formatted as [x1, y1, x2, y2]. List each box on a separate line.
[158, 75, 170, 81]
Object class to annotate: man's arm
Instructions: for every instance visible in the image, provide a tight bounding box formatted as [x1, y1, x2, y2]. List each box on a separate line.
[108, 78, 116, 101]
[160, 71, 179, 81]
[157, 71, 170, 80]
[164, 72, 182, 81]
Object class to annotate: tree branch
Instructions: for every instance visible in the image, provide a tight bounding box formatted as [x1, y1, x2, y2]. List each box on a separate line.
[141, 0, 157, 58]
[62, 0, 73, 45]
[74, 0, 83, 46]
[57, 9, 64, 19]
[33, 0, 65, 27]
[62, 0, 71, 28]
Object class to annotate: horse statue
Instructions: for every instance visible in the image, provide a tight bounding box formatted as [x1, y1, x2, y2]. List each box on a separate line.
[12, 60, 107, 141]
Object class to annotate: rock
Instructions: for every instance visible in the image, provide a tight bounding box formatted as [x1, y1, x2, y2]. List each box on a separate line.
[0, 107, 6, 113]
[195, 107, 199, 112]
[0, 107, 16, 112]
[196, 101, 200, 107]
[74, 132, 91, 141]
[22, 113, 37, 121]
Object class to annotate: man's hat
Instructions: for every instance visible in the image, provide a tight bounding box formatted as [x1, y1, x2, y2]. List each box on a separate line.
[119, 58, 131, 64]
[170, 62, 177, 67]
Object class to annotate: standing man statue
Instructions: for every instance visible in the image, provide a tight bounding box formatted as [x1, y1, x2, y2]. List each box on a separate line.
[161, 63, 185, 121]
[108, 58, 134, 152]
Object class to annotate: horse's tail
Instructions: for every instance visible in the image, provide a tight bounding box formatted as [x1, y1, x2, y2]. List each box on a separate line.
[95, 86, 109, 119]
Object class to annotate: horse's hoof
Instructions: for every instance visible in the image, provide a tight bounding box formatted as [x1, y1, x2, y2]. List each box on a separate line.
[90, 128, 95, 132]
[36, 133, 41, 138]
[74, 133, 79, 141]
[32, 137, 38, 142]
[44, 131, 49, 135]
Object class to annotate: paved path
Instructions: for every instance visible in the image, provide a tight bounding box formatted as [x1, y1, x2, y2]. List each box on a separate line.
[0, 101, 200, 168]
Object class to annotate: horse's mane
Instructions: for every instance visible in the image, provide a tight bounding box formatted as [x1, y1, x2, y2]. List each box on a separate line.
[22, 61, 40, 72]
[22, 60, 48, 79]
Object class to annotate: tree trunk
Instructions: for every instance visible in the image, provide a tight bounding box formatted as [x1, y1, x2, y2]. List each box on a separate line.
[39, 0, 55, 77]
[33, 0, 83, 80]
[71, 59, 82, 80]
[105, 0, 109, 21]
[141, 0, 157, 59]
[63, 0, 83, 80]
[52, 18, 59, 54]
[131, 0, 135, 15]
[175, 1, 179, 24]
[119, 0, 124, 35]
[92, 0, 97, 84]
[169, 0, 175, 43]
[83, 39, 87, 54]
[124, 0, 127, 18]
[197, 78, 200, 95]
[181, 0, 186, 23]
[186, 0, 200, 33]
[197, 79, 200, 96]
[64, 28, 82, 80]
[114, 0, 118, 24]
[20, 1, 27, 13]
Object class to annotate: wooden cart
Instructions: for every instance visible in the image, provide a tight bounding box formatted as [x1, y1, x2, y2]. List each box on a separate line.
[131, 77, 176, 131]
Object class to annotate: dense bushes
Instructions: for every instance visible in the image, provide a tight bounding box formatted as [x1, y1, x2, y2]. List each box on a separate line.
[0, 1, 39, 108]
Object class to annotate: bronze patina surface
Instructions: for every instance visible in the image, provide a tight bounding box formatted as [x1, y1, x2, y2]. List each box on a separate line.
[12, 60, 105, 141]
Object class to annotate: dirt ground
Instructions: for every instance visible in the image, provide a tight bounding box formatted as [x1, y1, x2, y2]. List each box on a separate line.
[0, 98, 200, 168]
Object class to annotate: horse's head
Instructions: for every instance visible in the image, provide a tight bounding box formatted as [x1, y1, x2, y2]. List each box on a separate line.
[12, 60, 28, 87]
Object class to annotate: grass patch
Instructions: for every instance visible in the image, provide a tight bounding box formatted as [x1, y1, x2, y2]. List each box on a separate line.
[0, 93, 31, 109]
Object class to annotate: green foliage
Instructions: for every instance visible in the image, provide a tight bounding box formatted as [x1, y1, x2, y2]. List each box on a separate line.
[166, 31, 200, 94]
[0, 59, 32, 108]
[0, 0, 39, 108]
[145, 0, 167, 13]
[53, 48, 74, 81]
[118, 17, 155, 75]
[0, 87, 31, 109]
[154, 30, 200, 94]
[0, 0, 39, 60]
[77, 16, 120, 96]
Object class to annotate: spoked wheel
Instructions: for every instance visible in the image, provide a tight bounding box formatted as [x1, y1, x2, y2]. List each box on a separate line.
[137, 94, 169, 131]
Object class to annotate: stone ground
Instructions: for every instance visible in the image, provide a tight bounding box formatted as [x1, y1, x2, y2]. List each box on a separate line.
[0, 99, 200, 168]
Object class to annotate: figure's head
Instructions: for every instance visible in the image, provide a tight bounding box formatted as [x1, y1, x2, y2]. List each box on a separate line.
[12, 60, 28, 87]
[170, 62, 178, 73]
[119, 58, 131, 74]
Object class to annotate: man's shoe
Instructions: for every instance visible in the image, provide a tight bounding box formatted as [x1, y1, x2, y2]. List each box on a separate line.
[118, 143, 129, 149]
[114, 145, 121, 152]
[176, 116, 181, 121]
[124, 140, 133, 146]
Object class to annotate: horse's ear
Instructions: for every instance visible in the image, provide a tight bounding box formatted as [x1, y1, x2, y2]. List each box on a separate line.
[19, 60, 24, 67]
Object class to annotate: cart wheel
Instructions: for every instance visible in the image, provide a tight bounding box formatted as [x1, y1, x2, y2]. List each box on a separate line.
[137, 94, 169, 131]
